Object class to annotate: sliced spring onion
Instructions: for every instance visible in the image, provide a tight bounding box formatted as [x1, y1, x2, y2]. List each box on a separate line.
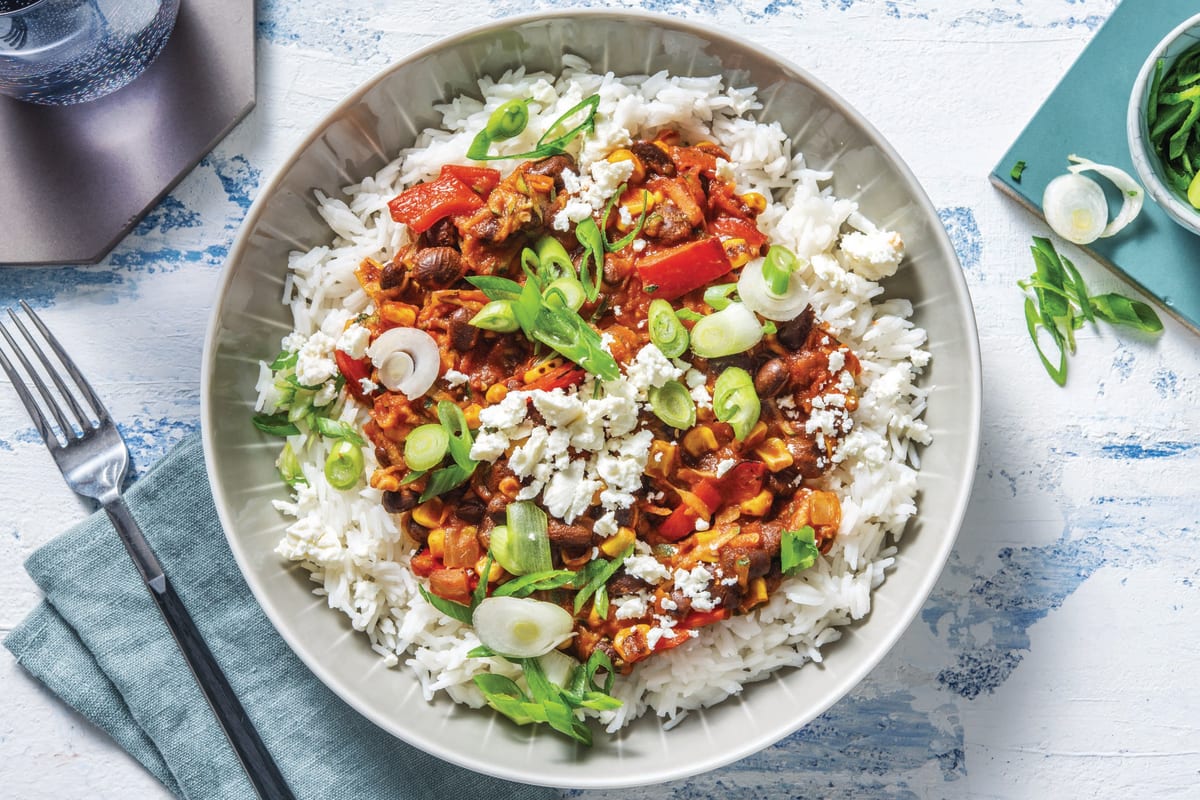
[648, 380, 696, 430]
[574, 217, 605, 302]
[252, 412, 300, 437]
[702, 283, 737, 311]
[737, 254, 812, 321]
[648, 299, 688, 358]
[276, 441, 306, 486]
[544, 277, 586, 311]
[490, 501, 553, 576]
[1010, 160, 1027, 182]
[471, 596, 575, 658]
[713, 367, 761, 441]
[437, 400, 475, 471]
[761, 245, 799, 296]
[313, 416, 367, 446]
[324, 440, 364, 490]
[689, 302, 763, 359]
[404, 424, 449, 471]
[780, 526, 819, 574]
[468, 94, 600, 162]
[470, 300, 520, 332]
[1066, 156, 1143, 239]
[367, 328, 440, 398]
[466, 98, 530, 160]
[538, 649, 579, 688]
[535, 236, 575, 282]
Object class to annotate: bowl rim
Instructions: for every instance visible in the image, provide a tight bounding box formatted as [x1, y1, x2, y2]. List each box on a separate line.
[201, 7, 982, 787]
[1127, 12, 1200, 235]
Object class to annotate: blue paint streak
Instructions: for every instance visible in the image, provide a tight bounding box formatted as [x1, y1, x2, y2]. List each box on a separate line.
[937, 207, 982, 274]
[133, 196, 202, 236]
[923, 534, 1110, 699]
[0, 267, 127, 309]
[1100, 439, 1195, 459]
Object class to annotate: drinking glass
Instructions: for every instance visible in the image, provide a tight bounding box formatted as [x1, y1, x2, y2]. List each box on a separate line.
[0, 0, 180, 105]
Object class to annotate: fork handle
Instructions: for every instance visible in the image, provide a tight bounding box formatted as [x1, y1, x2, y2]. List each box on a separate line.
[104, 498, 298, 800]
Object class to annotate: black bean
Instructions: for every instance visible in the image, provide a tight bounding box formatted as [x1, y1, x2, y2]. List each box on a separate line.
[422, 217, 459, 249]
[448, 307, 479, 352]
[412, 247, 465, 288]
[547, 519, 593, 549]
[527, 154, 576, 190]
[382, 489, 418, 514]
[755, 358, 789, 398]
[456, 496, 486, 525]
[379, 259, 406, 290]
[631, 141, 675, 177]
[777, 306, 815, 350]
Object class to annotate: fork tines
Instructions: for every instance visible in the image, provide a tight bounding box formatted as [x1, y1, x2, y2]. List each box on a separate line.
[0, 301, 108, 448]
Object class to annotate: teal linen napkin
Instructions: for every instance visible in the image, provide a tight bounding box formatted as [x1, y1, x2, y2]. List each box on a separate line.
[3, 433, 557, 800]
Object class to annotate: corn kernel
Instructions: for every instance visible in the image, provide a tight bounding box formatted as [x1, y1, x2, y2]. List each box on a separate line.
[370, 467, 401, 493]
[523, 357, 565, 384]
[606, 149, 646, 184]
[485, 383, 508, 404]
[743, 420, 769, 449]
[427, 528, 446, 560]
[743, 577, 768, 610]
[739, 489, 773, 517]
[476, 554, 506, 583]
[380, 302, 417, 326]
[498, 476, 521, 499]
[809, 490, 842, 528]
[600, 527, 636, 557]
[753, 437, 794, 472]
[740, 192, 768, 215]
[645, 439, 678, 479]
[722, 238, 753, 269]
[682, 425, 719, 457]
[412, 498, 446, 529]
[462, 403, 481, 428]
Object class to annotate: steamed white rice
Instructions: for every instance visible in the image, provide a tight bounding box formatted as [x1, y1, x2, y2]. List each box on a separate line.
[262, 59, 931, 732]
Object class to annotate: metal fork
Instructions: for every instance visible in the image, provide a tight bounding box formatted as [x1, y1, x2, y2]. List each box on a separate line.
[0, 301, 296, 800]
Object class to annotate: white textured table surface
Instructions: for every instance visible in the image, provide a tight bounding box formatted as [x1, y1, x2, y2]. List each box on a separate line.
[3, 1, 1199, 797]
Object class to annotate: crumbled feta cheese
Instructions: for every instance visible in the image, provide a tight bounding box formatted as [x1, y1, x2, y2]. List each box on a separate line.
[337, 323, 371, 359]
[694, 518, 710, 532]
[358, 378, 378, 395]
[443, 369, 469, 387]
[827, 349, 846, 374]
[715, 458, 737, 478]
[613, 593, 650, 621]
[469, 431, 510, 462]
[839, 230, 905, 280]
[631, 238, 647, 253]
[625, 344, 683, 397]
[673, 565, 718, 612]
[295, 332, 337, 386]
[543, 461, 598, 522]
[591, 158, 634, 198]
[714, 157, 736, 183]
[618, 205, 633, 227]
[313, 382, 338, 407]
[593, 512, 619, 538]
[281, 332, 305, 352]
[478, 391, 528, 429]
[625, 554, 671, 584]
[532, 390, 584, 427]
[660, 597, 678, 612]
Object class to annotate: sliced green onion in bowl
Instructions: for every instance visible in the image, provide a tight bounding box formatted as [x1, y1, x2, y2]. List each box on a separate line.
[713, 366, 761, 440]
[647, 298, 688, 358]
[702, 282, 737, 311]
[544, 277, 587, 311]
[324, 440, 364, 490]
[491, 501, 553, 575]
[761, 245, 798, 296]
[404, 423, 450, 471]
[471, 300, 521, 332]
[648, 379, 696, 430]
[471, 596, 575, 658]
[535, 236, 575, 282]
[689, 301, 763, 358]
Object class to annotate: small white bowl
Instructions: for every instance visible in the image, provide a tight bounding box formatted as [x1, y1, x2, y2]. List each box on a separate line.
[1128, 13, 1200, 236]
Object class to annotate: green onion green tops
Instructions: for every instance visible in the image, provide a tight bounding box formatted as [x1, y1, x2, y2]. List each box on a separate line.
[713, 366, 761, 441]
[1147, 43, 1200, 206]
[647, 299, 689, 358]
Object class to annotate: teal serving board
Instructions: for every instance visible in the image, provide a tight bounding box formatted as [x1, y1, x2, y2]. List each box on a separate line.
[990, 0, 1200, 336]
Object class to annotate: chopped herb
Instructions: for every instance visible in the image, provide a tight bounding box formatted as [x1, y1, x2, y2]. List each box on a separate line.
[251, 412, 300, 437]
[1018, 236, 1162, 385]
[780, 526, 819, 574]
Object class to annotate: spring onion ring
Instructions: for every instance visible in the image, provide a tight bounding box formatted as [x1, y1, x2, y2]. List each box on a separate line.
[689, 301, 763, 358]
[1042, 156, 1144, 245]
[367, 327, 440, 398]
[472, 597, 575, 658]
[647, 299, 688, 358]
[713, 367, 761, 441]
[404, 424, 449, 471]
[648, 379, 696, 429]
[324, 440, 364, 490]
[737, 256, 811, 321]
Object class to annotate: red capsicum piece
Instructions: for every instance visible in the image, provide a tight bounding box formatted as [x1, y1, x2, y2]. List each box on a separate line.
[680, 608, 730, 629]
[708, 216, 768, 250]
[637, 237, 732, 300]
[525, 363, 587, 392]
[387, 173, 485, 233]
[439, 164, 501, 195]
[410, 548, 438, 577]
[335, 350, 375, 404]
[658, 478, 723, 541]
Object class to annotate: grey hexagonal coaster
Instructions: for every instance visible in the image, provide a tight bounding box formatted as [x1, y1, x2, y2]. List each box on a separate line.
[0, 0, 255, 266]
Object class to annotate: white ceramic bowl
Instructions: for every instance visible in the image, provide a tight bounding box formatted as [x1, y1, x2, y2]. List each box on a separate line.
[202, 10, 981, 788]
[1128, 13, 1200, 237]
